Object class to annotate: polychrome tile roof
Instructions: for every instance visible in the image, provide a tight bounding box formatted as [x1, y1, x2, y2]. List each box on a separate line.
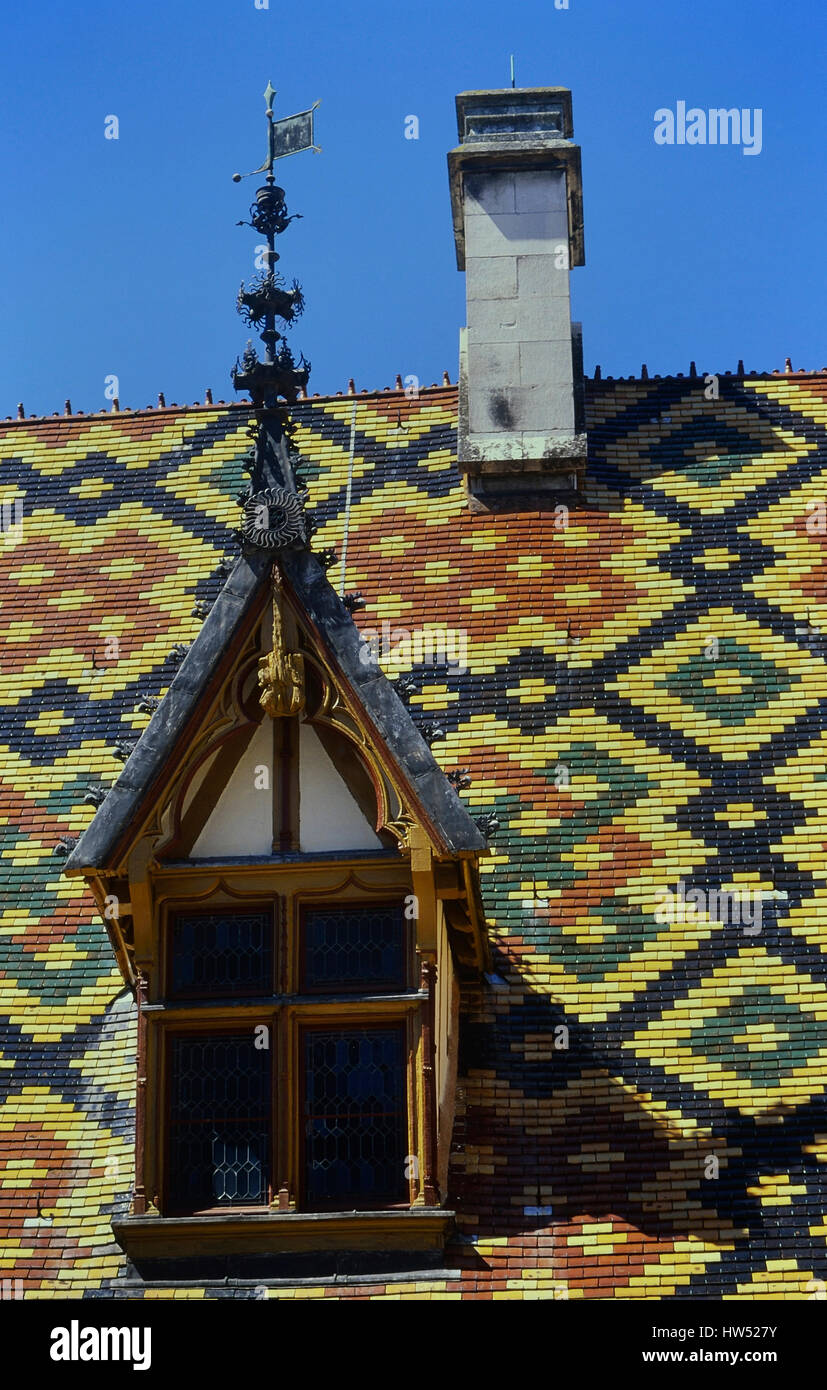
[2, 374, 827, 1299]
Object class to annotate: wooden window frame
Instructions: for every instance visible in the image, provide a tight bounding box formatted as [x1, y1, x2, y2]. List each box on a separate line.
[152, 893, 422, 1218]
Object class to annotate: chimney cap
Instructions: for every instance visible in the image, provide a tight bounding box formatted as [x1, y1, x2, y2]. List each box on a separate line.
[454, 87, 575, 144]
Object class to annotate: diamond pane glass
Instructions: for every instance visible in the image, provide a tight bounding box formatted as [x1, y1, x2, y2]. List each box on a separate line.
[302, 904, 404, 992]
[170, 911, 272, 997]
[168, 1033, 271, 1210]
[303, 1027, 407, 1207]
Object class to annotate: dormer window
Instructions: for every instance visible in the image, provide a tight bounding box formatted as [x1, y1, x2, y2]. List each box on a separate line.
[155, 894, 416, 1219]
[66, 558, 487, 1277]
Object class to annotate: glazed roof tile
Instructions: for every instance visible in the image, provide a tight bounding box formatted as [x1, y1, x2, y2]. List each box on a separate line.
[2, 374, 827, 1298]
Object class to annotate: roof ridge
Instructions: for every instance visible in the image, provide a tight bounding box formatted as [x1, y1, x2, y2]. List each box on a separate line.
[0, 384, 460, 427]
[4, 369, 827, 427]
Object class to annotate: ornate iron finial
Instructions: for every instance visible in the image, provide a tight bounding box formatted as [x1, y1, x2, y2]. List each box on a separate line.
[231, 84, 320, 410]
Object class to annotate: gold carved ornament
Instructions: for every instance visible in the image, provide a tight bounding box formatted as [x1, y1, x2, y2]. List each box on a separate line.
[258, 569, 305, 718]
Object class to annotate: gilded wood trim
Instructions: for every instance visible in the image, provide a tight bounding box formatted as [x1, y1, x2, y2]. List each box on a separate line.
[128, 838, 158, 974]
[419, 957, 439, 1206]
[133, 972, 149, 1215]
[258, 569, 305, 719]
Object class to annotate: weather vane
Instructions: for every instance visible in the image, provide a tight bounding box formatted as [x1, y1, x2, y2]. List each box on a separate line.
[232, 82, 321, 184]
[231, 83, 320, 410]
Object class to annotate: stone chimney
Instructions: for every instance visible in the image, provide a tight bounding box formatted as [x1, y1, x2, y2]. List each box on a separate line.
[448, 88, 586, 500]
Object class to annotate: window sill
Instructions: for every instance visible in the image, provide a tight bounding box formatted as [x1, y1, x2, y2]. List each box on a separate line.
[143, 991, 425, 1012]
[113, 1208, 455, 1266]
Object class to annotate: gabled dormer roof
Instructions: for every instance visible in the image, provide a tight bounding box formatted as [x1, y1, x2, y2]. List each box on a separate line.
[64, 543, 487, 877]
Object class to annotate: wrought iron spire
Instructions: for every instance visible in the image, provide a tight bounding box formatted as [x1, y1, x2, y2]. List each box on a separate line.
[230, 84, 320, 556]
[231, 83, 320, 409]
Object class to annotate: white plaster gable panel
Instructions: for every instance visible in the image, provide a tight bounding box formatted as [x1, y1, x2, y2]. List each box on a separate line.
[188, 720, 381, 859]
[299, 723, 383, 853]
[190, 718, 274, 858]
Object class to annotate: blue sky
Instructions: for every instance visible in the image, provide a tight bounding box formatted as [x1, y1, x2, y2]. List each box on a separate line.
[0, 0, 824, 417]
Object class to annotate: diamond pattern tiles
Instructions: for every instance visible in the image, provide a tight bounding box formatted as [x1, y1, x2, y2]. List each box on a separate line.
[1, 376, 827, 1299]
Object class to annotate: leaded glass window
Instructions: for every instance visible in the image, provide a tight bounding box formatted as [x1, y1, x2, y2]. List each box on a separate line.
[168, 1033, 271, 1210]
[160, 901, 414, 1216]
[169, 910, 273, 997]
[303, 1026, 407, 1207]
[301, 903, 405, 992]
